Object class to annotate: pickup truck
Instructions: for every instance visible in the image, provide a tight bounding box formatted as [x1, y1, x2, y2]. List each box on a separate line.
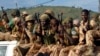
[0, 41, 17, 56]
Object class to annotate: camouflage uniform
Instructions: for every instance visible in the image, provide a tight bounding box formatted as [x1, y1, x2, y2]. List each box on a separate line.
[32, 24, 44, 44]
[79, 20, 90, 44]
[13, 15, 36, 56]
[54, 24, 73, 46]
[2, 9, 21, 41]
[78, 9, 91, 45]
[62, 17, 73, 37]
[26, 14, 52, 56]
[39, 13, 51, 45]
[63, 17, 74, 45]
[86, 14, 100, 46]
[49, 18, 59, 44]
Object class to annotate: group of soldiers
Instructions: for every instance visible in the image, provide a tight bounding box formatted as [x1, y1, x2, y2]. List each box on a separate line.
[0, 8, 100, 56]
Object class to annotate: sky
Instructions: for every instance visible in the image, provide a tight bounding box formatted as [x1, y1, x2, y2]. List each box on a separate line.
[0, 0, 98, 12]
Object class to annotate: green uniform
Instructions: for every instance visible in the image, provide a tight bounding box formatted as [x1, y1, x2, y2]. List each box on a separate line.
[8, 19, 14, 29]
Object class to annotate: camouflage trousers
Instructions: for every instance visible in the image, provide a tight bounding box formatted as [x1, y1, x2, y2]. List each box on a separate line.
[86, 30, 100, 46]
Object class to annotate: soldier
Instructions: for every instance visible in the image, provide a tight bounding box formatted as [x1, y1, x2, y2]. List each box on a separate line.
[0, 7, 10, 32]
[25, 14, 51, 56]
[39, 13, 50, 45]
[90, 13, 100, 30]
[0, 9, 21, 41]
[2, 18, 11, 32]
[63, 17, 74, 45]
[33, 23, 44, 44]
[9, 9, 21, 30]
[78, 9, 90, 45]
[62, 17, 73, 37]
[86, 14, 100, 46]
[13, 15, 37, 56]
[49, 18, 59, 44]
[21, 11, 29, 21]
[54, 24, 73, 46]
[72, 19, 80, 45]
[25, 15, 35, 32]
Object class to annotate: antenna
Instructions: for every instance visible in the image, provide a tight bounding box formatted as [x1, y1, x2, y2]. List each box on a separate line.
[16, 2, 18, 9]
[34, 0, 54, 7]
[14, 0, 18, 9]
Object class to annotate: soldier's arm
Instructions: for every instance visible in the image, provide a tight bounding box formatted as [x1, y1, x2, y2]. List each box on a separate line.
[25, 28, 36, 43]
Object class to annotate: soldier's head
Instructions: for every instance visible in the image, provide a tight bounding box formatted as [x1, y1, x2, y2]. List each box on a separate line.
[65, 17, 73, 28]
[73, 19, 80, 27]
[50, 18, 58, 27]
[50, 18, 58, 32]
[25, 15, 35, 31]
[2, 18, 12, 31]
[81, 9, 90, 21]
[39, 14, 50, 27]
[11, 9, 20, 17]
[44, 9, 55, 19]
[2, 18, 9, 26]
[21, 11, 29, 19]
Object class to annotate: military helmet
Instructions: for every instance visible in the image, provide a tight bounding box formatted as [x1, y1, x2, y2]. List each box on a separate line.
[62, 17, 72, 24]
[25, 15, 34, 22]
[62, 18, 68, 25]
[22, 11, 28, 15]
[39, 14, 50, 21]
[44, 9, 55, 16]
[73, 19, 80, 26]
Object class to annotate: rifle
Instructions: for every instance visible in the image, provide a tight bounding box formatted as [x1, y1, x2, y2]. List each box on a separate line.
[58, 12, 63, 24]
[34, 12, 40, 23]
[57, 14, 60, 19]
[60, 12, 63, 24]
[1, 6, 7, 16]
[1, 6, 9, 23]
[37, 13, 40, 19]
[16, 3, 18, 9]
